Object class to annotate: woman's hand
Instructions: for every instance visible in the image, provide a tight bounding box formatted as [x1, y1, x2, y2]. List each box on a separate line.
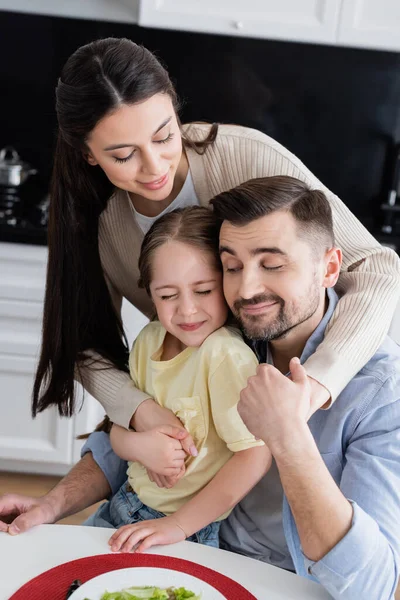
[108, 516, 186, 553]
[131, 399, 198, 457]
[114, 425, 191, 477]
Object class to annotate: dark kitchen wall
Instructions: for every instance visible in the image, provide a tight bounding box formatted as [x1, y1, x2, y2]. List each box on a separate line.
[1, 9, 400, 233]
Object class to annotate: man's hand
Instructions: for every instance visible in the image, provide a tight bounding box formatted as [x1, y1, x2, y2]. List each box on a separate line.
[238, 357, 311, 454]
[131, 399, 198, 457]
[0, 493, 57, 535]
[108, 516, 186, 554]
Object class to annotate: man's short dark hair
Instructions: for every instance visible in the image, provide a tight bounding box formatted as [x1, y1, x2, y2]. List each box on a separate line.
[210, 176, 334, 252]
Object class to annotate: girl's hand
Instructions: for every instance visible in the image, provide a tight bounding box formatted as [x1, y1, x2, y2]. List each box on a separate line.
[147, 464, 186, 489]
[108, 516, 186, 553]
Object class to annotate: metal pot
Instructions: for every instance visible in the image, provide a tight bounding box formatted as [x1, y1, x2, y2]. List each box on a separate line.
[0, 146, 37, 187]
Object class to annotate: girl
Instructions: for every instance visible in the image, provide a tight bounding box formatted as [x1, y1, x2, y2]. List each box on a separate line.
[33, 37, 399, 475]
[90, 206, 271, 553]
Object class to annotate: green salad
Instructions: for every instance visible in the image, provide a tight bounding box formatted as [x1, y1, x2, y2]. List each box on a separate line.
[84, 586, 200, 600]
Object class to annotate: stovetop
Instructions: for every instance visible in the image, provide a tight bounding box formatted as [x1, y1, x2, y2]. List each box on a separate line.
[0, 191, 48, 246]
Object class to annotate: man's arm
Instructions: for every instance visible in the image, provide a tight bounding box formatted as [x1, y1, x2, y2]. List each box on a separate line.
[275, 398, 400, 600]
[1, 452, 110, 535]
[1, 430, 127, 535]
[239, 360, 400, 600]
[273, 424, 353, 562]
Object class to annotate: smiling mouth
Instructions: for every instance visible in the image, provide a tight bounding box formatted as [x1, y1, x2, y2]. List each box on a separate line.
[178, 322, 205, 331]
[241, 302, 278, 315]
[138, 171, 169, 188]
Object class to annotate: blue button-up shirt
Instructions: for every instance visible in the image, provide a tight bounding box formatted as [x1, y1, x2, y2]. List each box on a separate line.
[82, 288, 400, 599]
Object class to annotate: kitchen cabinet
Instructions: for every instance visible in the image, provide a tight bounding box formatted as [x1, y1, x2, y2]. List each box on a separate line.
[139, 0, 342, 45]
[0, 0, 139, 24]
[2, 0, 400, 53]
[0, 242, 147, 476]
[337, 0, 400, 52]
[139, 0, 400, 52]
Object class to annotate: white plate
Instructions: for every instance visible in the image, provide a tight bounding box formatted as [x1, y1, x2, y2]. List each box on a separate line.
[69, 566, 227, 599]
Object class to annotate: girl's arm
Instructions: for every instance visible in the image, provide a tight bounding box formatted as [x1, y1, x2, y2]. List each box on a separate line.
[174, 445, 271, 535]
[109, 444, 271, 552]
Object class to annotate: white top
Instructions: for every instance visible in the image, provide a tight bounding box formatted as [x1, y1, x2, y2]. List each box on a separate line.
[129, 170, 200, 234]
[0, 524, 331, 600]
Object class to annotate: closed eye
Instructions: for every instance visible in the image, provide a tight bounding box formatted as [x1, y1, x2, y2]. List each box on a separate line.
[160, 294, 178, 300]
[196, 290, 212, 295]
[155, 132, 174, 144]
[262, 265, 283, 271]
[114, 151, 136, 163]
[113, 133, 173, 163]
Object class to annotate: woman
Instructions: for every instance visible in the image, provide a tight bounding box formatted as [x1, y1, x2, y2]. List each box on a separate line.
[33, 37, 400, 452]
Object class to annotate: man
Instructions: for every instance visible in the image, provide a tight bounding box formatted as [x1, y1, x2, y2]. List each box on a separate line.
[1, 176, 400, 599]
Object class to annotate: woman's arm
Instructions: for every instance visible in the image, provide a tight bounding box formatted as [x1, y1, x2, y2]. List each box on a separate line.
[108, 445, 271, 552]
[223, 127, 400, 407]
[303, 195, 400, 404]
[262, 138, 400, 404]
[110, 423, 189, 476]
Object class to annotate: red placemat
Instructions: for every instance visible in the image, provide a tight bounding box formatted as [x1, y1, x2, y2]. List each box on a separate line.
[9, 552, 257, 600]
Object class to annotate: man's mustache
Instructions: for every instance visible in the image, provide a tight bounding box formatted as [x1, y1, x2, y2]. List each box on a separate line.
[233, 294, 283, 312]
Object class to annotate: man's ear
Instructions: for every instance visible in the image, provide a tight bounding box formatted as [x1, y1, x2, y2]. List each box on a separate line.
[323, 247, 342, 289]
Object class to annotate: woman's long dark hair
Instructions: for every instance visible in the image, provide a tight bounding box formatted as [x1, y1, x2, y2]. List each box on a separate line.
[32, 37, 218, 418]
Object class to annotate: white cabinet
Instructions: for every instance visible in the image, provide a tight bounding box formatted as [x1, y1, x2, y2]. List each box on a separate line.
[139, 0, 342, 45]
[0, 0, 139, 23]
[139, 0, 400, 52]
[2, 0, 400, 53]
[337, 0, 400, 52]
[0, 243, 105, 476]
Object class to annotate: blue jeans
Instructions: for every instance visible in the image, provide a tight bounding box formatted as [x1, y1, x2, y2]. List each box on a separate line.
[85, 481, 221, 548]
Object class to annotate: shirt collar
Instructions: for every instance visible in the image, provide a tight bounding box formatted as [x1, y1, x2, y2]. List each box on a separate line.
[251, 287, 339, 366]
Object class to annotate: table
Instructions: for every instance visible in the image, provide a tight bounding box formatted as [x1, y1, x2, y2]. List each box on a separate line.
[0, 524, 332, 599]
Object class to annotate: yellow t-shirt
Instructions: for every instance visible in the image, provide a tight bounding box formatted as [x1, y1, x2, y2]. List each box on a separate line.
[127, 322, 264, 518]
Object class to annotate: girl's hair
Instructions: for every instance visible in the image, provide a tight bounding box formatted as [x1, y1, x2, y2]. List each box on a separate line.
[138, 206, 221, 296]
[32, 37, 218, 418]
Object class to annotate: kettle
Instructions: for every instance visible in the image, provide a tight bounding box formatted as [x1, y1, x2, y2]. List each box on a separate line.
[0, 146, 38, 187]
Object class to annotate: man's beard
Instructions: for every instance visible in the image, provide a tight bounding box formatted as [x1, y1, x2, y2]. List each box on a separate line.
[232, 284, 321, 342]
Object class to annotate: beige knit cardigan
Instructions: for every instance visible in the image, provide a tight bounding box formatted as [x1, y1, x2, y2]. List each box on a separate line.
[79, 123, 400, 428]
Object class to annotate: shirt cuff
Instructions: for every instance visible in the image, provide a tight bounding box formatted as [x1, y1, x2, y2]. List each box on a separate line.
[111, 380, 151, 429]
[303, 501, 380, 593]
[81, 431, 128, 496]
[304, 349, 360, 405]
